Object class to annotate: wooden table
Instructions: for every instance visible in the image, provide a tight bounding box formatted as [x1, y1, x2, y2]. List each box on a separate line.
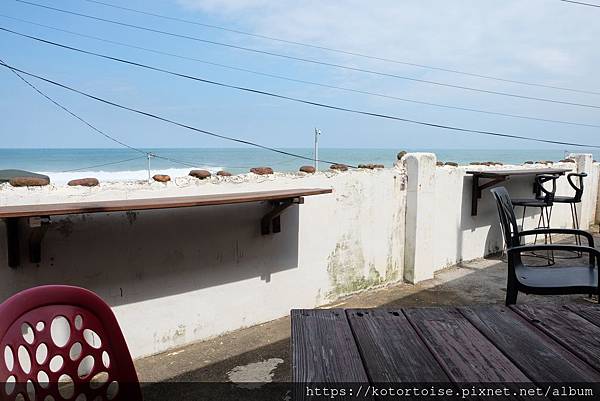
[292, 304, 600, 398]
[0, 188, 332, 268]
[466, 168, 570, 216]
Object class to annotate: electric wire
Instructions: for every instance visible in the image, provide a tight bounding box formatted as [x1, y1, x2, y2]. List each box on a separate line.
[76, 0, 600, 96]
[2, 15, 599, 129]
[11, 1, 600, 105]
[0, 61, 357, 166]
[1, 57, 280, 171]
[559, 0, 600, 8]
[2, 62, 599, 150]
[4, 26, 600, 118]
[2, 54, 146, 155]
[61, 156, 146, 172]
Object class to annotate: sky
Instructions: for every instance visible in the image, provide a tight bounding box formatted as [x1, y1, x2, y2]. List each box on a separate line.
[0, 0, 599, 150]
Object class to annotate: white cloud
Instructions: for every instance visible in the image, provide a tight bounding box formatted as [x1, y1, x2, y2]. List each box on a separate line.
[176, 0, 599, 79]
[170, 0, 600, 149]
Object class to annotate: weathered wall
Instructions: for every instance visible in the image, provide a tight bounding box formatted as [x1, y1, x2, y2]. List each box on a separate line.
[0, 168, 406, 358]
[1, 152, 599, 359]
[406, 153, 599, 277]
[592, 163, 600, 224]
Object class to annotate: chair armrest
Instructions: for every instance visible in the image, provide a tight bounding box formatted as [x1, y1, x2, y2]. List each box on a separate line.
[508, 244, 600, 270]
[519, 228, 594, 247]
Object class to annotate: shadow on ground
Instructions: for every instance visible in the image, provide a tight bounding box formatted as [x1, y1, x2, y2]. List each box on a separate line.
[136, 234, 598, 400]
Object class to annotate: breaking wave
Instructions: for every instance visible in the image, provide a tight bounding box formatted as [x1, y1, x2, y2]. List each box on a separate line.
[38, 167, 223, 185]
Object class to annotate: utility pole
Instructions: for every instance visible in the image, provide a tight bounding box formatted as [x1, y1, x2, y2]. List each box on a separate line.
[314, 128, 321, 171]
[146, 152, 154, 183]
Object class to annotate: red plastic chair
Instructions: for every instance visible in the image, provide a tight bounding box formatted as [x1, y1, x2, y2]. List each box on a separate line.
[0, 285, 142, 401]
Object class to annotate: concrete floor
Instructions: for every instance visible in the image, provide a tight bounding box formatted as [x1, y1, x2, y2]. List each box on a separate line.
[135, 232, 598, 398]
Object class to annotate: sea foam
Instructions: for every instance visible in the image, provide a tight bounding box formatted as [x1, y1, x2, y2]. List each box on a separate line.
[39, 167, 222, 185]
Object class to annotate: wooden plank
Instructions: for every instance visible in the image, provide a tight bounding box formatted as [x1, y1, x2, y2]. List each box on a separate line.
[403, 307, 530, 383]
[291, 309, 369, 383]
[0, 188, 332, 218]
[466, 168, 570, 176]
[346, 309, 449, 382]
[564, 304, 600, 328]
[512, 304, 600, 373]
[460, 306, 600, 382]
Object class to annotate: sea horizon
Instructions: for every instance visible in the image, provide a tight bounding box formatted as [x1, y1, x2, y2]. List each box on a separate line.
[1, 148, 597, 184]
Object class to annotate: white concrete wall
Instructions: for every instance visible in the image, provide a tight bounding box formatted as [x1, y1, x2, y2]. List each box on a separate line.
[0, 168, 406, 358]
[429, 155, 599, 270]
[1, 152, 599, 359]
[593, 163, 600, 224]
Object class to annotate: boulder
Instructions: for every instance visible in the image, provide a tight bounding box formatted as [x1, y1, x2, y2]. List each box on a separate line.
[524, 161, 534, 164]
[559, 158, 575, 163]
[189, 170, 211, 179]
[250, 167, 274, 175]
[299, 166, 316, 173]
[469, 161, 482, 165]
[436, 161, 444, 166]
[330, 164, 348, 171]
[444, 162, 459, 167]
[152, 174, 171, 183]
[217, 170, 232, 177]
[396, 151, 407, 160]
[9, 176, 50, 187]
[67, 178, 99, 187]
[358, 163, 386, 169]
[0, 169, 49, 184]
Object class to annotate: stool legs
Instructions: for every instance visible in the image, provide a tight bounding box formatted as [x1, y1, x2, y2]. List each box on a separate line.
[537, 205, 554, 264]
[570, 203, 581, 245]
[570, 202, 582, 258]
[516, 204, 554, 265]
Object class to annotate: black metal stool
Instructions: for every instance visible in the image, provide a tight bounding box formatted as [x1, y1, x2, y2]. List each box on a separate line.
[553, 172, 587, 254]
[511, 174, 559, 264]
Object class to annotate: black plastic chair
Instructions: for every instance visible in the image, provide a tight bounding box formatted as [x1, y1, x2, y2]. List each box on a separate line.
[490, 186, 599, 305]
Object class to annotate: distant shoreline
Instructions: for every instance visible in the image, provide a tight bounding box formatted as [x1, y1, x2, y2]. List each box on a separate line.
[0, 149, 596, 183]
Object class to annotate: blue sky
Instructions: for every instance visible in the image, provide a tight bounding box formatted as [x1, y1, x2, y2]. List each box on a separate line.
[1, 0, 599, 150]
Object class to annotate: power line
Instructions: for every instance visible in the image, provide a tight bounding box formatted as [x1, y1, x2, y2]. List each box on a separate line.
[2, 62, 599, 150]
[2, 54, 146, 155]
[152, 154, 264, 170]
[559, 0, 600, 8]
[11, 1, 600, 104]
[1, 57, 275, 171]
[4, 51, 313, 171]
[4, 27, 600, 117]
[61, 156, 146, 172]
[76, 0, 600, 97]
[0, 62, 358, 166]
[3, 15, 599, 130]
[64, 154, 297, 173]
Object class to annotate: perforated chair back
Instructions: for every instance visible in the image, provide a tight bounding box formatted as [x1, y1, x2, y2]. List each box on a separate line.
[490, 187, 521, 248]
[0, 285, 141, 401]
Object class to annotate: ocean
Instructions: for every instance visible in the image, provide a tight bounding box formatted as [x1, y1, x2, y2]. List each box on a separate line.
[0, 148, 597, 184]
